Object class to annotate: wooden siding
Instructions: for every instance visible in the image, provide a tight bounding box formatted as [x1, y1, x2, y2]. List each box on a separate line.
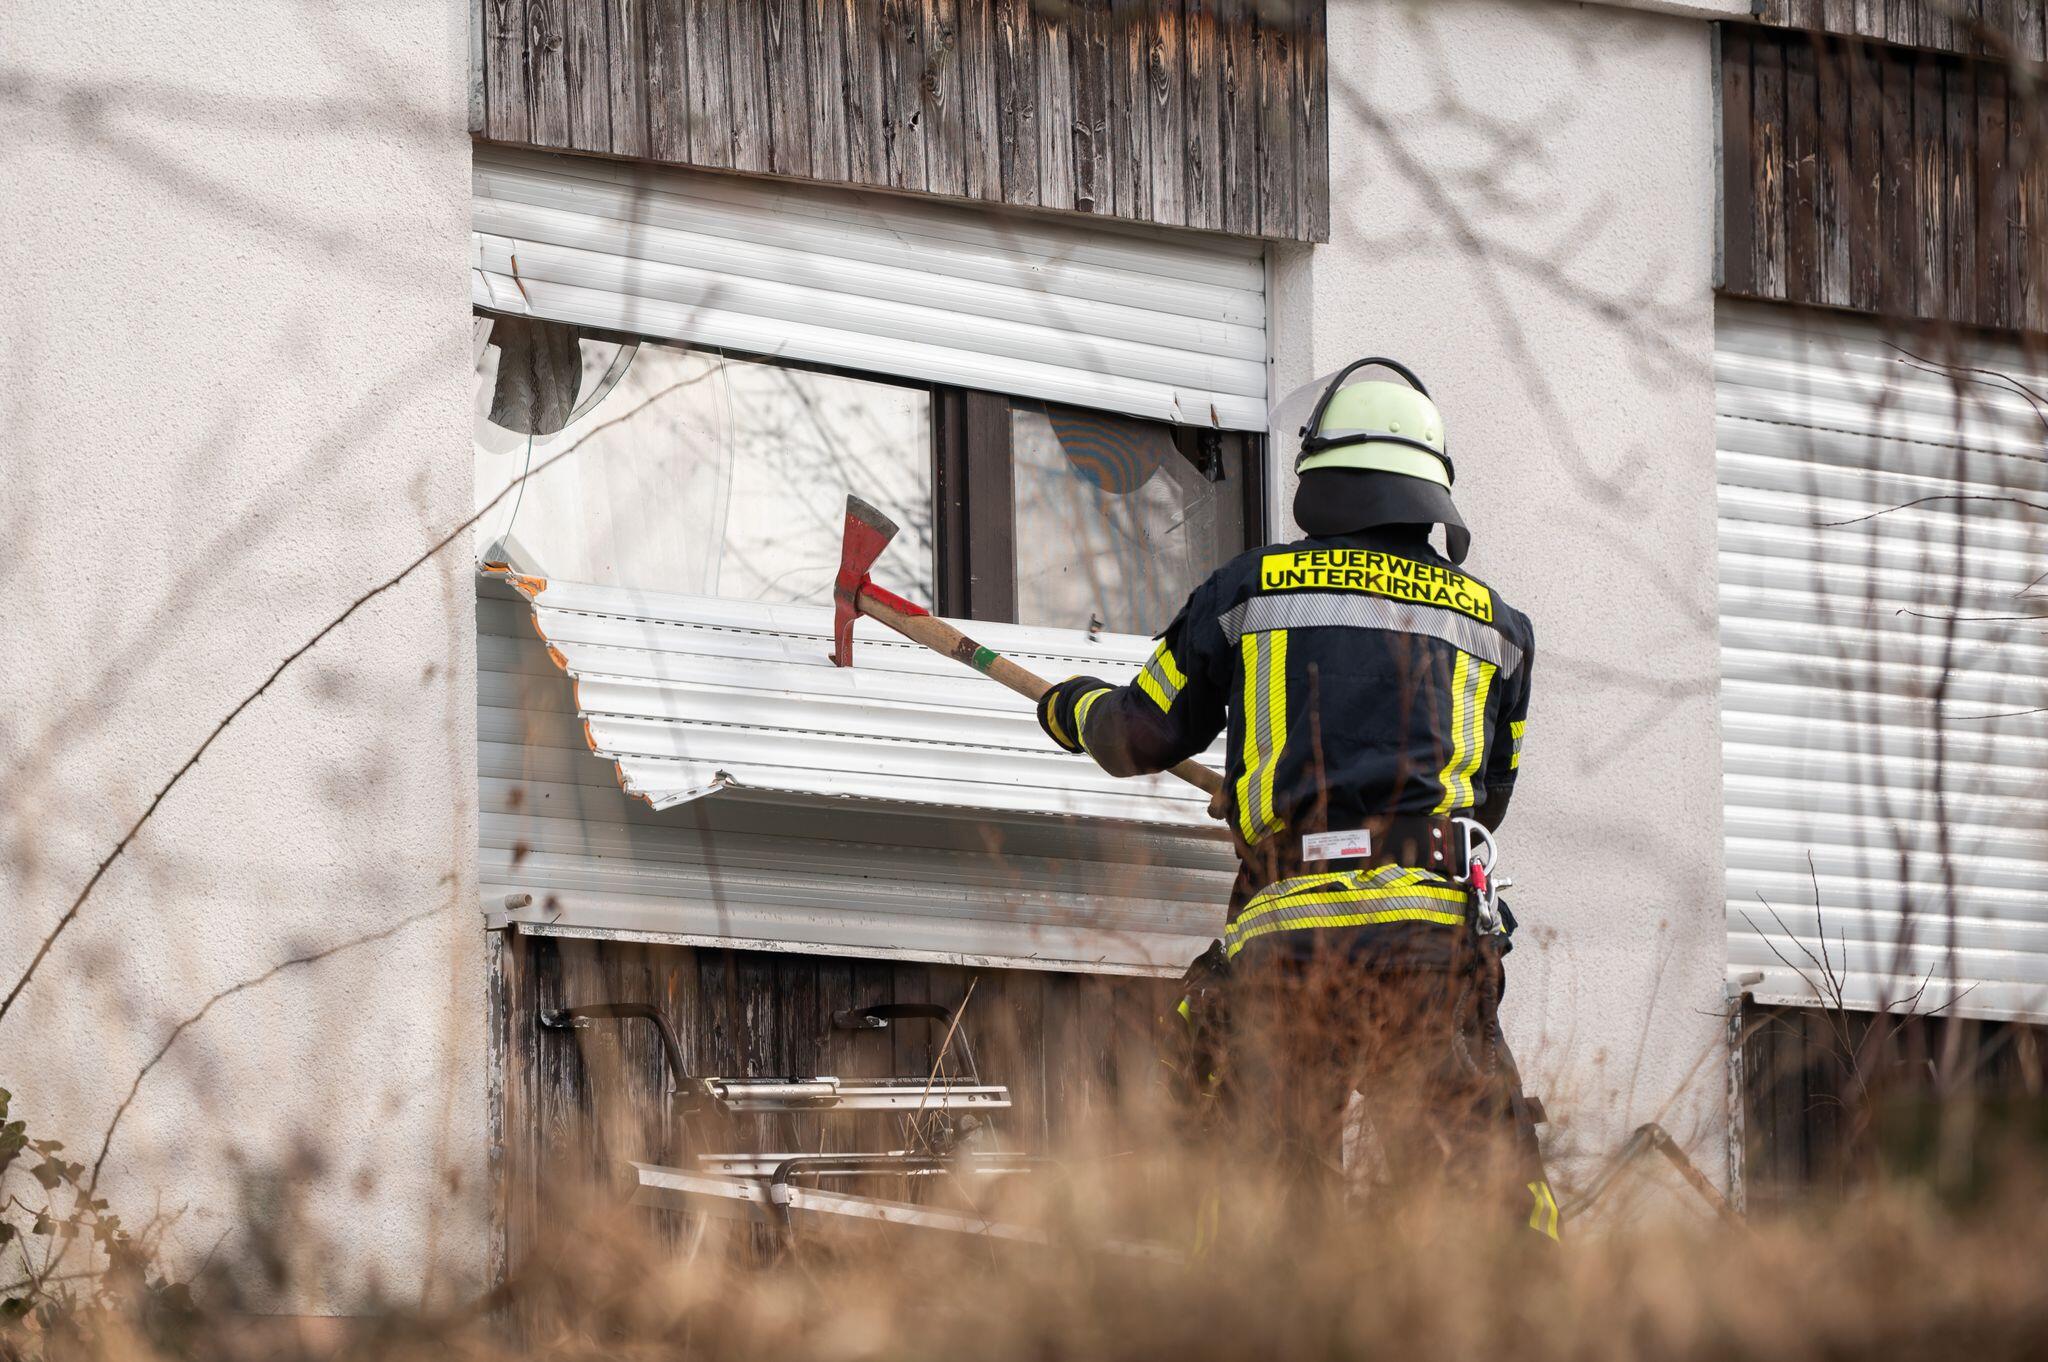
[1753, 1, 2048, 61]
[1739, 1000, 2048, 1213]
[493, 929, 1178, 1270]
[1721, 24, 2048, 333]
[472, 0, 1328, 241]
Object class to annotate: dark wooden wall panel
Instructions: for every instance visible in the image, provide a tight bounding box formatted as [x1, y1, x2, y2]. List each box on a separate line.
[1738, 1000, 2048, 1214]
[496, 930, 1180, 1271]
[1721, 23, 2048, 333]
[1755, 0, 2048, 60]
[474, 0, 1329, 242]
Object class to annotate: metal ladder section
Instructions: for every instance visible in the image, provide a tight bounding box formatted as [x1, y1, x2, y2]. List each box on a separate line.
[537, 1000, 1053, 1246]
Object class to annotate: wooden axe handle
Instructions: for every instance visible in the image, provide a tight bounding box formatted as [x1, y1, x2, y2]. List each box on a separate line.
[856, 591, 1226, 799]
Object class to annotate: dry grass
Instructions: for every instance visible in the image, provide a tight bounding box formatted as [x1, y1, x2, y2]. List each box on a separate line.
[9, 1126, 2048, 1362]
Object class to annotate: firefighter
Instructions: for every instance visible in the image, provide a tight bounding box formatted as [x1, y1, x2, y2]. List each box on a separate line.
[1035, 359, 1559, 1240]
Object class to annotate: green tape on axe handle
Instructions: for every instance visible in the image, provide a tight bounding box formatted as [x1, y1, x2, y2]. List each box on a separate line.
[969, 646, 999, 674]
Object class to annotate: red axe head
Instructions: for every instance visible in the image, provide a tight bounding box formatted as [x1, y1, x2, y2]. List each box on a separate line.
[831, 495, 899, 667]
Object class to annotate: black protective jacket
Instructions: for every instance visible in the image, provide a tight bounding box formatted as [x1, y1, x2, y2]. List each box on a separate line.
[1074, 526, 1535, 961]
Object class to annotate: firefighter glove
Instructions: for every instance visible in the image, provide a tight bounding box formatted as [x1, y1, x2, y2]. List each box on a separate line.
[1036, 675, 1113, 754]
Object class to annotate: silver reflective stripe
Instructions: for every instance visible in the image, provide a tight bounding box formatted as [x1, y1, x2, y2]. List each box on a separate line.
[1137, 642, 1186, 712]
[1217, 593, 1522, 677]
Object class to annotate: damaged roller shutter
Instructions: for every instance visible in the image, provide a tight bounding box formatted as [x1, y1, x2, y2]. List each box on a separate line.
[478, 571, 1234, 974]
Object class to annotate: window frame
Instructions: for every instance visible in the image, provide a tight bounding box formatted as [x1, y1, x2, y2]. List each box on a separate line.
[474, 312, 1266, 626]
[936, 392, 1266, 625]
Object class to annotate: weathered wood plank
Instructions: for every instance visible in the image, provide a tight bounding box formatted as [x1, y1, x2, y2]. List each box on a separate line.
[1036, 0, 1077, 210]
[1845, 41, 1884, 312]
[562, 0, 611, 151]
[1183, 0, 1223, 230]
[684, 0, 733, 167]
[1913, 52, 1949, 315]
[1070, 0, 1113, 214]
[2015, 81, 2048, 330]
[1217, 0, 1257, 235]
[1815, 39, 1852, 306]
[1925, 0, 1956, 52]
[1255, 2, 1298, 240]
[1784, 35, 1822, 305]
[484, 0, 530, 143]
[606, 0, 651, 157]
[727, 0, 774, 173]
[526, 0, 572, 147]
[1978, 60, 2013, 329]
[806, 0, 852, 181]
[1143, 0, 1186, 226]
[1878, 41, 1918, 317]
[924, 0, 969, 198]
[1299, 0, 1328, 242]
[1977, 0, 2012, 60]
[1112, 0, 1151, 221]
[993, 0, 1040, 206]
[765, 0, 815, 178]
[956, 0, 1002, 198]
[1884, 0, 1921, 50]
[880, 0, 930, 192]
[646, 0, 689, 160]
[2021, 0, 2048, 60]
[1721, 25, 1758, 295]
[845, 0, 890, 184]
[1751, 32, 1789, 299]
[1945, 57, 1978, 322]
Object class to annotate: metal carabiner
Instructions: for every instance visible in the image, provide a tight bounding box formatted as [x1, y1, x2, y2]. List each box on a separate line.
[1451, 816, 1504, 935]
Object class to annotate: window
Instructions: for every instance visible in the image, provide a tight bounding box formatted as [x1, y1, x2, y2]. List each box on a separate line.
[474, 322, 934, 604]
[474, 317, 1262, 631]
[1010, 404, 1253, 634]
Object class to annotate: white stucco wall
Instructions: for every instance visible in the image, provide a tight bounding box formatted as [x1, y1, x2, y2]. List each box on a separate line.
[1273, 0, 1729, 1195]
[0, 3, 480, 1307]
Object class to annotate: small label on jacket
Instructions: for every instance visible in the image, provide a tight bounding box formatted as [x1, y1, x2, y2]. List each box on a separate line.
[1301, 829, 1372, 862]
[1258, 549, 1495, 623]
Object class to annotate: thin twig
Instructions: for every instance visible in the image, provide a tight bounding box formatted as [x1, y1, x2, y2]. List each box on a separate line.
[907, 977, 979, 1155]
[1819, 493, 2048, 527]
[86, 905, 441, 1193]
[0, 374, 710, 1027]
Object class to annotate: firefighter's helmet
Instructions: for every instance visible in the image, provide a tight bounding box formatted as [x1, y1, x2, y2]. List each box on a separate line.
[1275, 358, 1469, 562]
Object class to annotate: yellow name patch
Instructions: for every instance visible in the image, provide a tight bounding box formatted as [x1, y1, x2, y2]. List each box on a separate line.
[1258, 550, 1495, 623]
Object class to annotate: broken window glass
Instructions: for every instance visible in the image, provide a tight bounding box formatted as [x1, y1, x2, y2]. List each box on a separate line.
[1010, 403, 1248, 635]
[474, 328, 934, 607]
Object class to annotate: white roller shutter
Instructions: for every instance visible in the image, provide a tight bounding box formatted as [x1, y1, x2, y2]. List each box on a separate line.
[1717, 301, 2048, 1022]
[471, 147, 1268, 430]
[477, 578, 1234, 975]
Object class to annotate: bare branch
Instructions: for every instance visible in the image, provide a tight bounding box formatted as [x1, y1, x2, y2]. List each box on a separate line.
[0, 373, 710, 1026]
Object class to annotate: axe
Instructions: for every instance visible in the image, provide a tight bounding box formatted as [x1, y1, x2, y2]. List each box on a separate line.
[830, 495, 1225, 799]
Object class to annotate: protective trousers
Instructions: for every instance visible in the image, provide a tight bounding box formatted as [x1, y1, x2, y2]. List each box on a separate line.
[1223, 934, 1559, 1240]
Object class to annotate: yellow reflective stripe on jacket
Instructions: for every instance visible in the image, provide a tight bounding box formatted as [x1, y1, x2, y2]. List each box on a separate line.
[1234, 629, 1288, 843]
[1136, 640, 1188, 713]
[1510, 719, 1526, 770]
[1223, 866, 1468, 958]
[1074, 686, 1111, 756]
[1431, 651, 1496, 814]
[1527, 1180, 1561, 1240]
